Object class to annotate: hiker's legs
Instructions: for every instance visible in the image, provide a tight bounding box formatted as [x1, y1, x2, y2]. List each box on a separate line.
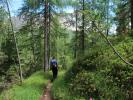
[53, 67, 58, 80]
[52, 68, 54, 81]
[54, 68, 58, 79]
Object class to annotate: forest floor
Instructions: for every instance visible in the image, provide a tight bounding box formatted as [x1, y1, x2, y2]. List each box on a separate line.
[0, 71, 51, 100]
[40, 80, 52, 100]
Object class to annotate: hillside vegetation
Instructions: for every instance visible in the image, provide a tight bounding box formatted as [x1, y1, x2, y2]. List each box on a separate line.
[0, 0, 133, 100]
[52, 36, 133, 100]
[0, 71, 51, 100]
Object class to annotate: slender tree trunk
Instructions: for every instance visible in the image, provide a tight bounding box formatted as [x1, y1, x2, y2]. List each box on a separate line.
[74, 9, 78, 58]
[131, 0, 133, 30]
[81, 0, 85, 54]
[48, 3, 51, 68]
[106, 0, 109, 36]
[91, 0, 95, 31]
[5, 0, 23, 83]
[44, 0, 49, 71]
[30, 19, 36, 67]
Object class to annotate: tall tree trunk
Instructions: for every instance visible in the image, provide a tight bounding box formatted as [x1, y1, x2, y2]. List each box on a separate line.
[48, 3, 51, 68]
[116, 4, 127, 35]
[30, 18, 36, 68]
[81, 0, 85, 54]
[44, 0, 49, 71]
[131, 0, 133, 30]
[91, 0, 95, 31]
[74, 9, 78, 58]
[5, 0, 23, 83]
[106, 0, 109, 36]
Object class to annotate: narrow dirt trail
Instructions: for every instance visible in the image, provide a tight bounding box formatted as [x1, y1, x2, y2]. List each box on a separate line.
[40, 81, 52, 100]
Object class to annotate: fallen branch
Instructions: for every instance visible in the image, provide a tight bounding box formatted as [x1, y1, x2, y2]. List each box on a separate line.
[94, 23, 133, 67]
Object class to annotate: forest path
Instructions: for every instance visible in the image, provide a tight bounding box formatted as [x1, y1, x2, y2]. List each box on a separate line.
[40, 80, 52, 100]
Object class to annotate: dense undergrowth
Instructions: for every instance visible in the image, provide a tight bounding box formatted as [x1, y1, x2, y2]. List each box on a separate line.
[1, 36, 133, 100]
[51, 70, 79, 100]
[0, 71, 51, 100]
[67, 36, 133, 99]
[52, 36, 133, 100]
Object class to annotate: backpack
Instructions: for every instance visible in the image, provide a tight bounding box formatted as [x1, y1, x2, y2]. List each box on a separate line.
[51, 59, 57, 68]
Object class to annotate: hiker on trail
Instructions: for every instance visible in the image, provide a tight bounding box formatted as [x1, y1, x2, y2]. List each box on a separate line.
[50, 57, 58, 81]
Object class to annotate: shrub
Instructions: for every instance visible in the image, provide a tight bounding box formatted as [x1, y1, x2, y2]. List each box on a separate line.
[65, 36, 133, 99]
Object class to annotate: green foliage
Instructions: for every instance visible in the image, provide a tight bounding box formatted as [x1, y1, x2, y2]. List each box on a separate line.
[114, 0, 129, 35]
[0, 71, 51, 100]
[0, 0, 133, 99]
[0, 52, 8, 75]
[64, 36, 133, 99]
[51, 70, 80, 100]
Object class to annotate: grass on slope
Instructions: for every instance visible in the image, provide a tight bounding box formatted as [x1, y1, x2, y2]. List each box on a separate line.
[0, 71, 51, 100]
[51, 70, 83, 100]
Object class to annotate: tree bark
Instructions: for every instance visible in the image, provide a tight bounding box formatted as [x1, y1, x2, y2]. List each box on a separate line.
[91, 0, 95, 31]
[44, 0, 49, 71]
[30, 18, 36, 67]
[131, 0, 133, 30]
[5, 0, 23, 83]
[81, 0, 85, 54]
[74, 9, 78, 58]
[106, 0, 109, 36]
[48, 3, 51, 68]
